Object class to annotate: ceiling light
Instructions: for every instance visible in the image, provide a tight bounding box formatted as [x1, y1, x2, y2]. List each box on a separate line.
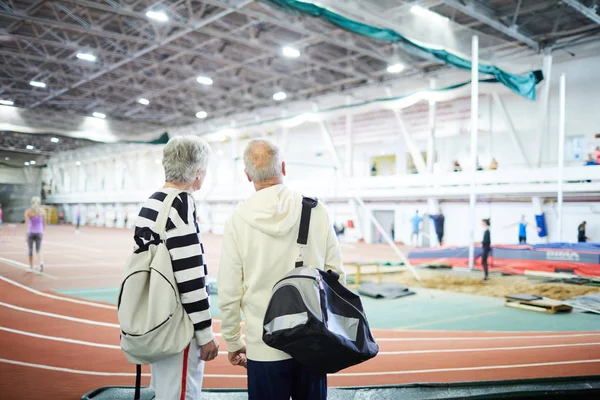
[29, 80, 46, 88]
[410, 5, 449, 22]
[92, 111, 106, 119]
[26, 145, 34, 150]
[30, 160, 36, 165]
[196, 111, 208, 119]
[273, 91, 287, 101]
[76, 161, 81, 166]
[0, 99, 14, 106]
[196, 76, 213, 86]
[154, 158, 161, 164]
[76, 52, 97, 62]
[282, 46, 301, 58]
[51, 137, 60, 143]
[146, 10, 168, 22]
[138, 98, 150, 105]
[24, 162, 30, 166]
[387, 63, 405, 73]
[5, 157, 10, 161]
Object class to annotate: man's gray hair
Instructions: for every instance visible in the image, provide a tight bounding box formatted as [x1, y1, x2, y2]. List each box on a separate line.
[243, 139, 283, 182]
[163, 135, 212, 184]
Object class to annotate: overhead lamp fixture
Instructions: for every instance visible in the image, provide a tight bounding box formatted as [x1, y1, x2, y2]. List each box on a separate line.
[92, 111, 106, 119]
[273, 91, 287, 101]
[24, 162, 30, 166]
[196, 111, 208, 119]
[26, 145, 34, 150]
[29, 80, 47, 88]
[51, 137, 60, 143]
[410, 5, 449, 23]
[138, 98, 150, 105]
[196, 76, 213, 86]
[30, 160, 37, 165]
[76, 52, 97, 62]
[146, 10, 168, 22]
[387, 63, 405, 74]
[282, 46, 301, 58]
[4, 157, 9, 161]
[0, 99, 14, 106]
[75, 161, 81, 166]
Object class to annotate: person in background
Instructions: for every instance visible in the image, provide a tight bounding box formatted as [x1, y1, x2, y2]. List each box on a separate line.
[25, 196, 46, 272]
[585, 154, 597, 166]
[578, 221, 589, 243]
[0, 202, 3, 234]
[410, 210, 423, 247]
[218, 139, 344, 400]
[370, 162, 378, 176]
[476, 157, 483, 171]
[75, 207, 81, 233]
[430, 209, 445, 246]
[452, 160, 462, 172]
[489, 158, 499, 170]
[594, 147, 600, 164]
[133, 135, 218, 399]
[505, 215, 535, 244]
[481, 218, 491, 282]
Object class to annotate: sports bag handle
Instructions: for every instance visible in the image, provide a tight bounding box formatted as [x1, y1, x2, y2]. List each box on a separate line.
[155, 189, 183, 242]
[296, 197, 318, 268]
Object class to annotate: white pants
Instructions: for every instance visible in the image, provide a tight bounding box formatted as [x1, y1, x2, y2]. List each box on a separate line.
[151, 340, 205, 400]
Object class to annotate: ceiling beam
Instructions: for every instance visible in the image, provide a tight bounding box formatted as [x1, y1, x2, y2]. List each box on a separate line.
[441, 0, 540, 51]
[563, 0, 600, 25]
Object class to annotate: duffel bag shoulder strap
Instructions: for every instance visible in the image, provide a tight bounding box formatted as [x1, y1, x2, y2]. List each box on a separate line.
[295, 196, 318, 268]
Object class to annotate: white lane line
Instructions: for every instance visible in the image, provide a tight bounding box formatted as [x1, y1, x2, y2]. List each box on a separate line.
[0, 359, 243, 378]
[2, 358, 599, 379]
[0, 302, 120, 328]
[375, 333, 600, 342]
[41, 240, 104, 253]
[0, 327, 120, 349]
[0, 301, 223, 336]
[0, 256, 57, 279]
[334, 359, 600, 377]
[0, 274, 117, 310]
[0, 327, 229, 354]
[378, 342, 600, 355]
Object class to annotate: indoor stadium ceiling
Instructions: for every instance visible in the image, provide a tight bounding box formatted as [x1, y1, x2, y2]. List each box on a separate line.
[0, 0, 599, 126]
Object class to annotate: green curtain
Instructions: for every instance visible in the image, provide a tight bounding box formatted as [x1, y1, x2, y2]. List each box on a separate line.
[263, 0, 543, 100]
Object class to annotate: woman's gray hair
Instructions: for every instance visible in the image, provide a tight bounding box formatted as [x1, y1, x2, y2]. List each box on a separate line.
[163, 135, 212, 184]
[243, 139, 283, 182]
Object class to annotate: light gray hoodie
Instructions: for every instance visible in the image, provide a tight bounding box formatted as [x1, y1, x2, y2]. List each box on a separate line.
[218, 184, 345, 361]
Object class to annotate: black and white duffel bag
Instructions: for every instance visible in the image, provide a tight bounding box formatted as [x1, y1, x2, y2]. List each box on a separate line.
[262, 197, 379, 374]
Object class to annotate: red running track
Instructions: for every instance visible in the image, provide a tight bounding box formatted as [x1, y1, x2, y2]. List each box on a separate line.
[1, 275, 600, 400]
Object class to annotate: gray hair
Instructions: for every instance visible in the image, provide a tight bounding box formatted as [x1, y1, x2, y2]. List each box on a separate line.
[163, 135, 212, 184]
[243, 139, 283, 182]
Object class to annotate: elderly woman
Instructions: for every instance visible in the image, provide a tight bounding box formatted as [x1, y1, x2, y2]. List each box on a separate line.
[132, 135, 218, 400]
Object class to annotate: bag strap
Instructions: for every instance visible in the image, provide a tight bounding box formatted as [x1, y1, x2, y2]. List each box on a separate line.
[134, 364, 141, 400]
[296, 197, 318, 268]
[155, 189, 183, 242]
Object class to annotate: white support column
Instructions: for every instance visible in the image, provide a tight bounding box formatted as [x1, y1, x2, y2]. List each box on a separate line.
[557, 73, 566, 242]
[492, 92, 531, 168]
[314, 104, 422, 282]
[427, 79, 437, 172]
[536, 54, 553, 167]
[345, 96, 354, 177]
[468, 35, 479, 271]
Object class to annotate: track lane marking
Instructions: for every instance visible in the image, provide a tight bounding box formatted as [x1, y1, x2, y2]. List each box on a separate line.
[376, 333, 600, 341]
[0, 256, 57, 279]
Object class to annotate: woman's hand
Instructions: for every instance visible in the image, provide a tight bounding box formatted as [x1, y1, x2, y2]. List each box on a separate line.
[199, 338, 220, 362]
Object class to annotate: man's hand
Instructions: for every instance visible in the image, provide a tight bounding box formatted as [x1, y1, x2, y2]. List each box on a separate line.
[228, 346, 247, 369]
[199, 338, 219, 362]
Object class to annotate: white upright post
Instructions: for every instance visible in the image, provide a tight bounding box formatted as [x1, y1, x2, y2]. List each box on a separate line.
[536, 55, 553, 167]
[345, 96, 354, 177]
[557, 73, 566, 242]
[468, 35, 479, 271]
[427, 79, 437, 172]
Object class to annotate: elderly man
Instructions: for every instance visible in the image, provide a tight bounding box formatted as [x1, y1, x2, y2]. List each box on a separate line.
[218, 139, 345, 400]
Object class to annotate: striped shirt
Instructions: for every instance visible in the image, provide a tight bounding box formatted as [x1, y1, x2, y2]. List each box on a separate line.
[133, 188, 213, 346]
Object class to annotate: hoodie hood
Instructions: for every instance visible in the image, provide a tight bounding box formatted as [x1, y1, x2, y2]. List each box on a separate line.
[235, 184, 302, 237]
